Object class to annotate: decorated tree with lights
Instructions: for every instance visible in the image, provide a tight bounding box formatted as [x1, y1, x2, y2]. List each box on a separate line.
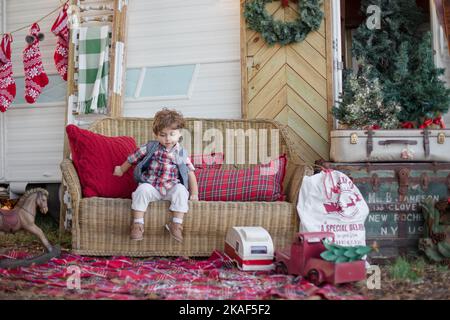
[333, 61, 401, 129]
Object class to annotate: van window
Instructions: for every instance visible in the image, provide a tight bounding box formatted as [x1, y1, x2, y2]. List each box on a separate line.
[251, 246, 267, 254]
[125, 65, 196, 99]
[235, 241, 239, 252]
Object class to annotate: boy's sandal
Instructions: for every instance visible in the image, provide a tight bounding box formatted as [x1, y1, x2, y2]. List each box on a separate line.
[130, 223, 144, 241]
[165, 222, 183, 243]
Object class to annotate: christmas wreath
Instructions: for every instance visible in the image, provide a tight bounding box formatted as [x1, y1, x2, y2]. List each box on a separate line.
[244, 0, 324, 46]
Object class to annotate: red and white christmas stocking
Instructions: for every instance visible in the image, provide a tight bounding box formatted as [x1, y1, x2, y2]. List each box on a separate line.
[51, 3, 69, 81]
[0, 34, 16, 112]
[23, 23, 49, 104]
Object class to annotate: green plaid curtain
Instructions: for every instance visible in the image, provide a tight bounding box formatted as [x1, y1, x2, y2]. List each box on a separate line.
[76, 26, 110, 114]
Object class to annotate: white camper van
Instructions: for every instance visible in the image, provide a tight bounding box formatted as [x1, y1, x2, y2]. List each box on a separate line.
[0, 1, 68, 219]
[0, 0, 241, 220]
[225, 227, 275, 271]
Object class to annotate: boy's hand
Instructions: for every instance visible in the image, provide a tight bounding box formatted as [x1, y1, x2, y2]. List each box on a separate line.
[190, 194, 199, 201]
[113, 166, 124, 177]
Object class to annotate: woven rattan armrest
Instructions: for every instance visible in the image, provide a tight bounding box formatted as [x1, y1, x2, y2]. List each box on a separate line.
[60, 159, 82, 245]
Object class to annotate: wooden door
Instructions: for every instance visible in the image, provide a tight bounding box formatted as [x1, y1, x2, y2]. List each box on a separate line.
[241, 0, 334, 163]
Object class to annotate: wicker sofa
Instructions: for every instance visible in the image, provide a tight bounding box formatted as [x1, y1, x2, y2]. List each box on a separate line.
[60, 117, 311, 257]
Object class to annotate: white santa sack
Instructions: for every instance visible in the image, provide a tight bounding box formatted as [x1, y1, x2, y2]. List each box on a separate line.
[297, 169, 370, 247]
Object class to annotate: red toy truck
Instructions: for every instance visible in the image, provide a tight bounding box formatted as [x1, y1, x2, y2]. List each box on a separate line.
[274, 232, 366, 286]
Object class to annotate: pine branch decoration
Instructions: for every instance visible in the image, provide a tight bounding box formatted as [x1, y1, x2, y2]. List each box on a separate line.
[320, 241, 374, 264]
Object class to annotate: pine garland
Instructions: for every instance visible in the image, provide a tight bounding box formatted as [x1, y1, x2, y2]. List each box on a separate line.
[244, 0, 324, 46]
[320, 240, 373, 264]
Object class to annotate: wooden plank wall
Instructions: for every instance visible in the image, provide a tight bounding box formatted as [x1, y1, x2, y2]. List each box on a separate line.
[241, 1, 333, 163]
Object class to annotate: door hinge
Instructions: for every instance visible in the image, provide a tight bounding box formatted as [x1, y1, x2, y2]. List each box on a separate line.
[334, 60, 344, 70]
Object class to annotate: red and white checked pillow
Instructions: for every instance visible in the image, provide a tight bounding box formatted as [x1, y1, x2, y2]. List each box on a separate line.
[190, 152, 224, 169]
[195, 155, 287, 202]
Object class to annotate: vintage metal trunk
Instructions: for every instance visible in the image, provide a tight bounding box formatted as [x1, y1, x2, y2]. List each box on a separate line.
[321, 162, 450, 263]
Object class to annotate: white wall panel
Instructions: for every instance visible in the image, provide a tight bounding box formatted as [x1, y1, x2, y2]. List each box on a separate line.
[4, 104, 65, 182]
[7, 0, 61, 77]
[125, 0, 241, 119]
[1, 0, 66, 184]
[124, 61, 241, 118]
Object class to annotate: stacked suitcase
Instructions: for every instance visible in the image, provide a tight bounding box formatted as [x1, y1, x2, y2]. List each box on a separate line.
[326, 129, 450, 263]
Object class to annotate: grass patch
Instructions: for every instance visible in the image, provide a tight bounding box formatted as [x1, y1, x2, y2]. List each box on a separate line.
[0, 215, 71, 250]
[388, 257, 426, 282]
[436, 264, 450, 273]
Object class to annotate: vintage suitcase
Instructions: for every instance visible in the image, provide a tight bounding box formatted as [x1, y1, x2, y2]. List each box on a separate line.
[321, 162, 450, 263]
[330, 129, 450, 162]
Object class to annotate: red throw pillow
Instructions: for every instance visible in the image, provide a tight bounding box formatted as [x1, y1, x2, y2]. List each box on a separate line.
[66, 125, 138, 199]
[195, 155, 287, 202]
[190, 152, 224, 169]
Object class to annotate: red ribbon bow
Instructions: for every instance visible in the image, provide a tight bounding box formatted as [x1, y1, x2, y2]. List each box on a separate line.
[281, 0, 297, 7]
[401, 122, 415, 129]
[419, 119, 434, 129]
[419, 118, 446, 129]
[402, 117, 446, 130]
[433, 116, 446, 129]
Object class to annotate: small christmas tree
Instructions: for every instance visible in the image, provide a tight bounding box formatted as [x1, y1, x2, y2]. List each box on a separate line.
[348, 0, 450, 127]
[333, 61, 401, 129]
[352, 0, 424, 76]
[396, 33, 450, 123]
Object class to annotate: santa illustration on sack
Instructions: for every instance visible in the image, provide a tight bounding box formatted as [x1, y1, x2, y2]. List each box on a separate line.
[323, 172, 364, 219]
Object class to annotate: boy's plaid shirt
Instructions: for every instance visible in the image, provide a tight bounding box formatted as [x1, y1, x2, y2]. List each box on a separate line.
[127, 143, 194, 195]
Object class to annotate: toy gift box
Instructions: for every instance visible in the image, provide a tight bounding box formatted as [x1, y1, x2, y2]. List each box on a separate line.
[330, 129, 450, 162]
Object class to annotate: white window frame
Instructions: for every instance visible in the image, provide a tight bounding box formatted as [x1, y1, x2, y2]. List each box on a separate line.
[331, 0, 343, 129]
[430, 0, 446, 68]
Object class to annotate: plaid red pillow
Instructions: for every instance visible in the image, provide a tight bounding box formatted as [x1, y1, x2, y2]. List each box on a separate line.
[190, 152, 224, 169]
[195, 155, 287, 202]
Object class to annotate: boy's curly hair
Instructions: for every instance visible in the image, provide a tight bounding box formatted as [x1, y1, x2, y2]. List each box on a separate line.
[153, 108, 186, 134]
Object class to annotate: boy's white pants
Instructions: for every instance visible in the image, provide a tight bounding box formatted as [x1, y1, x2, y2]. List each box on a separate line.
[131, 183, 189, 213]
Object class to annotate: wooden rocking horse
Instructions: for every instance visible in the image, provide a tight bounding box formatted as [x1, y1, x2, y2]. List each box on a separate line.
[0, 188, 61, 269]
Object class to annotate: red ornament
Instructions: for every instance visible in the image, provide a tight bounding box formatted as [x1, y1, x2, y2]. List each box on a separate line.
[371, 125, 381, 130]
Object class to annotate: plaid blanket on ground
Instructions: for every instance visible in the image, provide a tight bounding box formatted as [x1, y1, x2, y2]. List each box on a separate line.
[76, 25, 110, 114]
[0, 250, 366, 300]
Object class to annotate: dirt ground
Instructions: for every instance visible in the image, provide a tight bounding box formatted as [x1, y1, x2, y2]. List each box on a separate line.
[356, 261, 450, 300]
